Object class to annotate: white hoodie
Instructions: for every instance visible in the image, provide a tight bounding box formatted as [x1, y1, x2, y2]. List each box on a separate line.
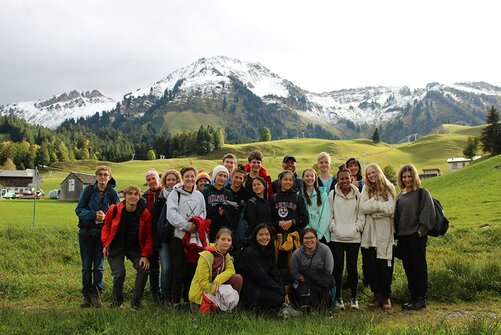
[328, 184, 365, 243]
[167, 183, 207, 240]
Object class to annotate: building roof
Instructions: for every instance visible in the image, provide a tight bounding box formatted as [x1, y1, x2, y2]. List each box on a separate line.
[422, 168, 441, 172]
[0, 169, 36, 178]
[447, 156, 481, 163]
[62, 171, 96, 185]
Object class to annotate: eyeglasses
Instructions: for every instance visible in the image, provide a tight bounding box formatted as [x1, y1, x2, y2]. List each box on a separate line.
[97, 173, 110, 177]
[303, 236, 317, 240]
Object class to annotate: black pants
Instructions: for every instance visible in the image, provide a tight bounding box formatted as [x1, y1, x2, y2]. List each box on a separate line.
[330, 241, 360, 299]
[170, 237, 196, 303]
[148, 249, 160, 301]
[108, 251, 148, 306]
[361, 247, 393, 299]
[398, 233, 428, 298]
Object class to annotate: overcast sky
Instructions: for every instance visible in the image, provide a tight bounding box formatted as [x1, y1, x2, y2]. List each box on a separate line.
[1, 0, 499, 105]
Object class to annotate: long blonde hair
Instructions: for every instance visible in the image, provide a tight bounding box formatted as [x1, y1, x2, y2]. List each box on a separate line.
[364, 163, 396, 201]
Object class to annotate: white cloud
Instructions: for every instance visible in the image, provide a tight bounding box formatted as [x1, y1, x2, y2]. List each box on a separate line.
[1, 0, 500, 104]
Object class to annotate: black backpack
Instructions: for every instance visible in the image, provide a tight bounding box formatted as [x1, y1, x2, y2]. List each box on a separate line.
[418, 189, 449, 237]
[157, 191, 181, 240]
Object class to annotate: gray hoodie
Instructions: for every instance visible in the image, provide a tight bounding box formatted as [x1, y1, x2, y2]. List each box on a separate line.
[328, 184, 365, 243]
[166, 183, 207, 240]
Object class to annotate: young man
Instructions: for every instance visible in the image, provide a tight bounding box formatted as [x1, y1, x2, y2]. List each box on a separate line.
[244, 150, 273, 199]
[226, 166, 250, 214]
[201, 165, 235, 242]
[271, 155, 302, 193]
[222, 153, 237, 186]
[101, 185, 153, 309]
[75, 165, 119, 308]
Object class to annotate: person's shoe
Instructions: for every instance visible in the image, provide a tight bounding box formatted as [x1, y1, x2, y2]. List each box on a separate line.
[334, 298, 345, 310]
[368, 294, 382, 308]
[131, 299, 141, 310]
[402, 296, 418, 310]
[80, 293, 92, 308]
[350, 298, 359, 310]
[278, 303, 302, 319]
[382, 298, 392, 310]
[90, 292, 102, 308]
[405, 297, 426, 310]
[110, 301, 124, 308]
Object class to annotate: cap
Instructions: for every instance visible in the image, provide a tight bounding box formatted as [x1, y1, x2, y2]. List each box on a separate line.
[282, 155, 297, 163]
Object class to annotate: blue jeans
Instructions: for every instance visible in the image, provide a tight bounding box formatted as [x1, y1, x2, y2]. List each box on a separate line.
[159, 241, 172, 299]
[78, 230, 104, 294]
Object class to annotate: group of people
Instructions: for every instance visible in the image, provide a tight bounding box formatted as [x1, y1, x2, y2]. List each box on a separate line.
[75, 151, 436, 315]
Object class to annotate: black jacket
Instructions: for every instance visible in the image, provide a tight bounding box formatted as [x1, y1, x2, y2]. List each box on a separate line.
[270, 190, 309, 234]
[244, 197, 272, 236]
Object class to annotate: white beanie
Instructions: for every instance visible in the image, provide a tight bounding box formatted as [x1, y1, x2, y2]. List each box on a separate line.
[212, 165, 229, 179]
[145, 169, 159, 180]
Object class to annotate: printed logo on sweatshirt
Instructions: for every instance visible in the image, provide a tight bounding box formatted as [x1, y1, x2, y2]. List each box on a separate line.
[276, 202, 297, 218]
[207, 194, 228, 206]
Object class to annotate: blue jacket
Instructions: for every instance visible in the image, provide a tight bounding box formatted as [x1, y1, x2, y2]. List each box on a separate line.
[75, 180, 120, 232]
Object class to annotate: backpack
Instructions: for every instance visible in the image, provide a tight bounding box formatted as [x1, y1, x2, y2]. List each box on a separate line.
[157, 191, 181, 239]
[233, 198, 256, 250]
[418, 188, 449, 237]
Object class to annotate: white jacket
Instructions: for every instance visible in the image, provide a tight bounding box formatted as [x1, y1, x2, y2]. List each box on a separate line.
[329, 184, 365, 243]
[359, 183, 396, 260]
[167, 183, 207, 240]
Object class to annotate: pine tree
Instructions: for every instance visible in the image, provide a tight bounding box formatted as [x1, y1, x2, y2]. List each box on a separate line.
[372, 127, 381, 143]
[214, 128, 224, 149]
[480, 106, 501, 155]
[260, 127, 272, 142]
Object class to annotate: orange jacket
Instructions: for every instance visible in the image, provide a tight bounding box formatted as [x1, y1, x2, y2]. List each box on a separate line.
[101, 201, 153, 258]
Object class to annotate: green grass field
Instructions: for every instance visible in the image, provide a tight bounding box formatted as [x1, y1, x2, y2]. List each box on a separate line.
[0, 125, 499, 334]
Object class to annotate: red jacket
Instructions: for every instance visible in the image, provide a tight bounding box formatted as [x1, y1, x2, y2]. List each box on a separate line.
[101, 201, 153, 258]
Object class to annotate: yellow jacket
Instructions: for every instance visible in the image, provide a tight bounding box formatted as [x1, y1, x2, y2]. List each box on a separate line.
[188, 249, 236, 304]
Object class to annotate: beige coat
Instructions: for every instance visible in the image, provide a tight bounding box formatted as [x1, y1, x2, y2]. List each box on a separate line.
[359, 183, 396, 260]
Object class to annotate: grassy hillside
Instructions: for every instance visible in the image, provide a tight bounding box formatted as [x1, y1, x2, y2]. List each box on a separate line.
[39, 124, 482, 194]
[0, 142, 499, 334]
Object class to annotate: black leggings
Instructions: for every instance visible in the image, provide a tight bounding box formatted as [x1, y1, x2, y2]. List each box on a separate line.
[329, 241, 360, 299]
[170, 237, 196, 303]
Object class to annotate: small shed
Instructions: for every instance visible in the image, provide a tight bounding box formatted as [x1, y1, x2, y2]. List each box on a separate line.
[60, 171, 95, 201]
[0, 169, 37, 194]
[420, 168, 441, 180]
[447, 156, 481, 172]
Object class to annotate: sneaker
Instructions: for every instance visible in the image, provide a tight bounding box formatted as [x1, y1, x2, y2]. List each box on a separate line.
[403, 297, 426, 311]
[278, 303, 302, 319]
[350, 298, 359, 310]
[335, 298, 345, 310]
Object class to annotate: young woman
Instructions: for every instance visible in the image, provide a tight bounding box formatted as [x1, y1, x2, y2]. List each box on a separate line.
[167, 166, 207, 305]
[395, 164, 435, 310]
[244, 176, 272, 238]
[329, 167, 365, 310]
[201, 165, 234, 242]
[226, 166, 250, 214]
[301, 168, 330, 243]
[317, 152, 336, 193]
[195, 171, 211, 191]
[158, 169, 181, 302]
[360, 163, 396, 309]
[189, 228, 243, 311]
[290, 228, 334, 311]
[346, 157, 364, 192]
[142, 169, 165, 304]
[237, 224, 290, 313]
[271, 170, 309, 270]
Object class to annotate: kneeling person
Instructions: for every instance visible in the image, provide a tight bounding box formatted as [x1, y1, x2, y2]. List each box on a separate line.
[102, 185, 153, 309]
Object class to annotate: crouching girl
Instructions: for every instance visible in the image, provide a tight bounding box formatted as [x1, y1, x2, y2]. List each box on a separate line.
[189, 228, 243, 312]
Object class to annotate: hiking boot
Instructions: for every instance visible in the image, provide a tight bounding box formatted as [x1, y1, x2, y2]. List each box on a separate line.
[369, 294, 382, 308]
[403, 297, 426, 311]
[90, 292, 102, 308]
[334, 298, 345, 310]
[382, 298, 392, 310]
[350, 298, 359, 310]
[80, 293, 92, 308]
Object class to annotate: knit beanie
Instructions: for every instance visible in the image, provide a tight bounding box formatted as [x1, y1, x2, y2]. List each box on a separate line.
[196, 171, 211, 183]
[145, 169, 160, 180]
[212, 165, 229, 179]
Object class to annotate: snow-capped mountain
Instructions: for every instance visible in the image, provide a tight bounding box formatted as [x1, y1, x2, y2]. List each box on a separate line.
[2, 56, 501, 142]
[0, 90, 116, 129]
